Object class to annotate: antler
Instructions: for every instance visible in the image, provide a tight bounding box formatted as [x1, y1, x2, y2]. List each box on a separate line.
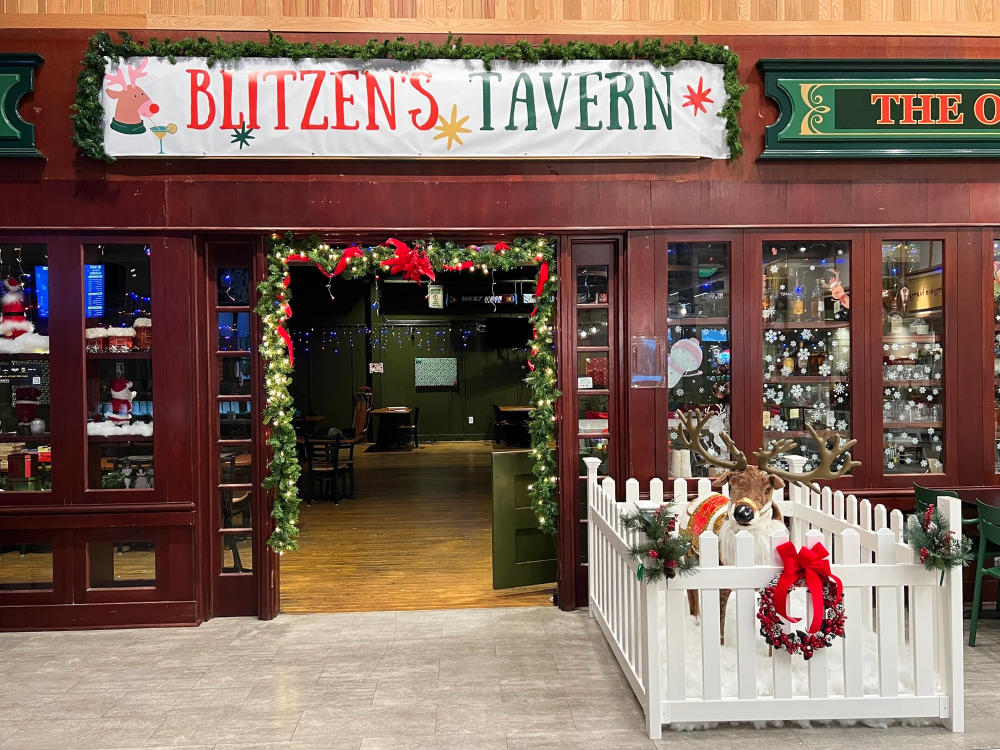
[754, 424, 861, 492]
[126, 59, 148, 85]
[104, 66, 128, 90]
[675, 407, 747, 472]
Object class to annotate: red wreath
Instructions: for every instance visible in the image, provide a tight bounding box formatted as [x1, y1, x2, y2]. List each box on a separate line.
[757, 541, 846, 660]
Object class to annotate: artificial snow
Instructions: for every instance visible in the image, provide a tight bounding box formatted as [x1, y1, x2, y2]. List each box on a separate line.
[666, 587, 935, 731]
[0, 333, 49, 354]
[86, 421, 153, 437]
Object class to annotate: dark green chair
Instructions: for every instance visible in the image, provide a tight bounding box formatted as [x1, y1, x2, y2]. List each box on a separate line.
[913, 483, 979, 529]
[970, 500, 1000, 646]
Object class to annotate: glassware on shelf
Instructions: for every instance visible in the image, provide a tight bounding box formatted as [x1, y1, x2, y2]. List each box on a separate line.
[761, 241, 853, 474]
[881, 240, 944, 474]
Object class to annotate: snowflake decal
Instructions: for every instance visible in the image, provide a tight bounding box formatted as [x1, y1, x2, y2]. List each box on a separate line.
[886, 433, 894, 440]
[764, 354, 774, 363]
[818, 363, 831, 377]
[884, 447, 894, 456]
[765, 388, 778, 402]
[790, 384, 804, 399]
[674, 326, 683, 333]
[669, 430, 678, 440]
[920, 459, 928, 468]
[676, 388, 684, 396]
[904, 457, 913, 465]
[781, 366, 793, 377]
[765, 330, 778, 343]
[763, 307, 776, 320]
[834, 383, 846, 395]
[836, 360, 849, 373]
[801, 329, 813, 341]
[770, 417, 788, 432]
[836, 419, 848, 431]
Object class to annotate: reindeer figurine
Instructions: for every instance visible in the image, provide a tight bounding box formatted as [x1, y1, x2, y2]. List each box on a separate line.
[105, 60, 160, 135]
[673, 408, 861, 637]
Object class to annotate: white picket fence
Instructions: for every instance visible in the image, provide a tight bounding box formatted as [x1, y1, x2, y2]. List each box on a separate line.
[583, 458, 965, 739]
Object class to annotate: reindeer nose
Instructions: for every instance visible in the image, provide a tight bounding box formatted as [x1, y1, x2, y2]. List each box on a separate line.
[148, 103, 160, 114]
[733, 503, 754, 525]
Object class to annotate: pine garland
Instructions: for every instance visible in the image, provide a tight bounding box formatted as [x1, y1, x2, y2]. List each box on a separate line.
[257, 232, 558, 552]
[72, 31, 745, 162]
[621, 506, 698, 582]
[905, 504, 974, 579]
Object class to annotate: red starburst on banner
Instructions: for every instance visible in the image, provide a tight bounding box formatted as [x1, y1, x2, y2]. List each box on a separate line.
[681, 77, 714, 116]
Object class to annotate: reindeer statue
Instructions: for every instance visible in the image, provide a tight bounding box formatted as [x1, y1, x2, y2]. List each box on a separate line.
[105, 60, 159, 135]
[673, 408, 861, 636]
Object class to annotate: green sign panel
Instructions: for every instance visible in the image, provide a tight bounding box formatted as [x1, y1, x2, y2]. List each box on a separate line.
[0, 54, 44, 159]
[759, 59, 1000, 159]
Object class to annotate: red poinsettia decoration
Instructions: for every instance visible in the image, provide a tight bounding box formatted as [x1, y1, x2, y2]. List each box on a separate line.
[380, 238, 436, 284]
[493, 242, 510, 254]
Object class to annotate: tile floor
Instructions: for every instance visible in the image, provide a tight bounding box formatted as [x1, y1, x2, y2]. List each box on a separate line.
[0, 606, 998, 750]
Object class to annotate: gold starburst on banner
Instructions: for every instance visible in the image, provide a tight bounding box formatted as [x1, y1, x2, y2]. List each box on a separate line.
[433, 105, 471, 151]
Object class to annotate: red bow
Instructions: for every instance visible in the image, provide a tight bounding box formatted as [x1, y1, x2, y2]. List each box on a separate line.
[334, 245, 363, 276]
[380, 238, 436, 284]
[530, 261, 549, 318]
[493, 242, 510, 254]
[774, 541, 842, 634]
[443, 261, 475, 271]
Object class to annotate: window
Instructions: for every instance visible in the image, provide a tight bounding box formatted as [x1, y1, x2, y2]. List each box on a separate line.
[84, 244, 154, 490]
[668, 242, 731, 478]
[881, 240, 944, 474]
[762, 241, 853, 474]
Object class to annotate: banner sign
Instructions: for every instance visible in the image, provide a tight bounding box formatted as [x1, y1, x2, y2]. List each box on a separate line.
[100, 57, 729, 159]
[0, 53, 44, 159]
[759, 59, 1000, 159]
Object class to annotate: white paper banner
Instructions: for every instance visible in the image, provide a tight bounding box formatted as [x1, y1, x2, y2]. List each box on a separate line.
[101, 56, 729, 159]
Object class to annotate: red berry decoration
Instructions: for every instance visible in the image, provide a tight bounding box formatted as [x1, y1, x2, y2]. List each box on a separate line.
[756, 575, 846, 660]
[648, 549, 659, 559]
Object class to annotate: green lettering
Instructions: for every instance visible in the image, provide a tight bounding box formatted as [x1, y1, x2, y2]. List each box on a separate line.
[640, 71, 672, 130]
[505, 73, 537, 131]
[577, 71, 603, 131]
[469, 71, 502, 131]
[539, 72, 572, 129]
[605, 72, 636, 131]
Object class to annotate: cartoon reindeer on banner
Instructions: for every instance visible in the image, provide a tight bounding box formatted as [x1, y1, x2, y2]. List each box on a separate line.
[673, 408, 860, 635]
[104, 60, 160, 135]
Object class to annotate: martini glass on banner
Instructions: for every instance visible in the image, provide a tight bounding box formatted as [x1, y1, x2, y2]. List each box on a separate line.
[150, 123, 177, 155]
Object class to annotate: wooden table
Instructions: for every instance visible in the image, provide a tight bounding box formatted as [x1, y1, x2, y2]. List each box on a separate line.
[371, 407, 412, 451]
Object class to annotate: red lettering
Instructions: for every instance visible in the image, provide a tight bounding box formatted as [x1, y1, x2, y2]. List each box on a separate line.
[220, 70, 248, 130]
[245, 71, 261, 130]
[263, 70, 296, 130]
[332, 70, 361, 131]
[870, 93, 902, 125]
[407, 72, 439, 131]
[365, 71, 396, 131]
[899, 93, 934, 125]
[939, 94, 963, 124]
[186, 69, 215, 130]
[300, 70, 329, 130]
[975, 93, 1000, 125]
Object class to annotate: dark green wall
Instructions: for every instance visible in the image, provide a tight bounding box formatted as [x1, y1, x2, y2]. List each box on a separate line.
[289, 269, 532, 441]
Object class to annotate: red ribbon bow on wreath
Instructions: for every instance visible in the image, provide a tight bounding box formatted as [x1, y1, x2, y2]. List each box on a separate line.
[380, 238, 436, 284]
[773, 541, 843, 634]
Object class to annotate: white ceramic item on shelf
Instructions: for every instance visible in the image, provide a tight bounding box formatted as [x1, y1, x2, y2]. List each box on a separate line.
[30, 418, 46, 435]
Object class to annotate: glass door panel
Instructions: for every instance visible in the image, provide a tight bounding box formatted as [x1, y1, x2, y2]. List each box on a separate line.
[881, 240, 944, 475]
[667, 241, 731, 478]
[761, 241, 854, 474]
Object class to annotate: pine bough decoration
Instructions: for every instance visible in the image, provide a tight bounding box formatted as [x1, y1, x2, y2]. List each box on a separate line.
[621, 506, 698, 582]
[257, 233, 558, 553]
[906, 504, 974, 582]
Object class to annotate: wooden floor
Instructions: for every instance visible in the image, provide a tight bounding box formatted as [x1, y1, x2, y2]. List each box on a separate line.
[280, 441, 554, 613]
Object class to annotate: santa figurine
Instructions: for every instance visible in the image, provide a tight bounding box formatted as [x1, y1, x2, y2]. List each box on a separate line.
[108, 378, 136, 425]
[0, 277, 33, 339]
[14, 386, 40, 433]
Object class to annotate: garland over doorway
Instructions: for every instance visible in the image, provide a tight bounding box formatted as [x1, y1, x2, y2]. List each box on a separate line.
[257, 234, 558, 553]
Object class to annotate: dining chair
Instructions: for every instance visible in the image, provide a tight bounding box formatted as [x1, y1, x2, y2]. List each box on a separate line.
[493, 405, 513, 445]
[397, 407, 420, 449]
[303, 437, 349, 504]
[970, 500, 1000, 646]
[337, 391, 372, 496]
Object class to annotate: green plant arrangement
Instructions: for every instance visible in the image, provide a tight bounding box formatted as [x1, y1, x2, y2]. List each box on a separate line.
[257, 233, 558, 553]
[906, 504, 974, 584]
[72, 31, 745, 162]
[621, 506, 698, 582]
[100, 471, 126, 489]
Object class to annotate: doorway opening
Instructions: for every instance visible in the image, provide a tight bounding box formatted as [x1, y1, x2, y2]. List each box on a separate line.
[266, 237, 559, 613]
